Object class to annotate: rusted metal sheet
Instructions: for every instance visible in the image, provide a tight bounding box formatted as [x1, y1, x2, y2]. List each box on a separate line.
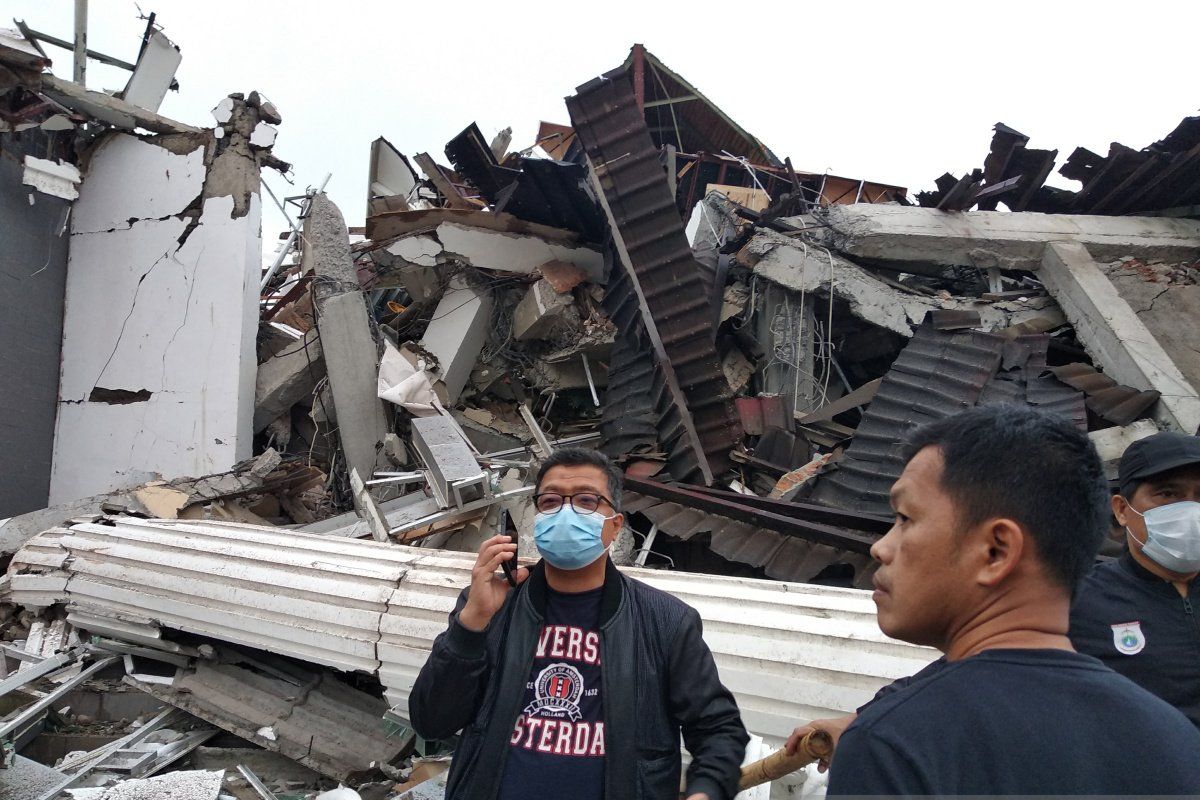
[622, 484, 882, 588]
[568, 67, 740, 484]
[1047, 363, 1161, 425]
[623, 477, 877, 554]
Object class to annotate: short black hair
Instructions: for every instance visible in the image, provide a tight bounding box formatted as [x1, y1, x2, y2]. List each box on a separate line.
[534, 448, 623, 511]
[902, 406, 1108, 591]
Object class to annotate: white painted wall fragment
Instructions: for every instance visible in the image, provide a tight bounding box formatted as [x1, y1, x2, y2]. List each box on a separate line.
[70, 134, 205, 234]
[21, 156, 82, 200]
[122, 30, 182, 113]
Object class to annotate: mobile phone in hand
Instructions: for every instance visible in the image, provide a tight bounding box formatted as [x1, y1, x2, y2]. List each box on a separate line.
[500, 530, 518, 587]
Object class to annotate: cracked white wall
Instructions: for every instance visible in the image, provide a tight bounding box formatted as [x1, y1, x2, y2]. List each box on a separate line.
[49, 133, 260, 504]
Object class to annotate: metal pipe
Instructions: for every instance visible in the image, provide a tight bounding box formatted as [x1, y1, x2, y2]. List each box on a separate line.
[634, 524, 658, 567]
[72, 0, 87, 85]
[237, 765, 280, 800]
[581, 353, 601, 407]
[260, 173, 331, 293]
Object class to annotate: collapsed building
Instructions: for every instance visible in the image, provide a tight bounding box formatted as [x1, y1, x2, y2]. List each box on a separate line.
[1, 16, 1198, 800]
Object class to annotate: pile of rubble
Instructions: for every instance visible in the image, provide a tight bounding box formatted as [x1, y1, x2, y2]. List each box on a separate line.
[2, 16, 1198, 800]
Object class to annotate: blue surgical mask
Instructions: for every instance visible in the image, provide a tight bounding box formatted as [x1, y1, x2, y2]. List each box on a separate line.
[1128, 501, 1200, 574]
[534, 506, 610, 570]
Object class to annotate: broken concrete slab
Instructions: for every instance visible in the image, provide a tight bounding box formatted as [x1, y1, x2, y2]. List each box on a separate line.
[419, 276, 493, 404]
[305, 194, 392, 483]
[512, 279, 575, 341]
[1089, 420, 1160, 478]
[125, 649, 408, 783]
[436, 222, 604, 282]
[380, 222, 604, 284]
[739, 229, 1065, 337]
[1103, 257, 1200, 407]
[39, 73, 202, 136]
[367, 207, 583, 244]
[811, 204, 1200, 271]
[411, 416, 487, 508]
[65, 769, 224, 800]
[1040, 241, 1200, 434]
[254, 328, 325, 432]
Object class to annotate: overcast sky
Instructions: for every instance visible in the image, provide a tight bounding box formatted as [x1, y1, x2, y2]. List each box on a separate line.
[10, 0, 1199, 256]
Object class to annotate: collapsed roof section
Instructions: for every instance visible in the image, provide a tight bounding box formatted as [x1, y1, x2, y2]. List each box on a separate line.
[919, 117, 1200, 217]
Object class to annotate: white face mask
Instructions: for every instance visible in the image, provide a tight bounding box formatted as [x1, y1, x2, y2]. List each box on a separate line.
[1127, 501, 1200, 574]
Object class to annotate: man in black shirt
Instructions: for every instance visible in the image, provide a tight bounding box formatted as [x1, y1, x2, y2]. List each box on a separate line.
[410, 448, 748, 800]
[821, 407, 1200, 795]
[1070, 431, 1200, 728]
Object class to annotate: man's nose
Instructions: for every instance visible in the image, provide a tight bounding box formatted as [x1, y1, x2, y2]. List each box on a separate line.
[870, 528, 897, 564]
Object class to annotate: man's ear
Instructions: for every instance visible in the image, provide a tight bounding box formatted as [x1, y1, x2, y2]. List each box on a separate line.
[603, 513, 625, 547]
[1112, 494, 1132, 527]
[975, 518, 1025, 587]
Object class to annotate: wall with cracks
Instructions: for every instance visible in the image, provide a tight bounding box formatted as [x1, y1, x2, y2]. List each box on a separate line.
[49, 131, 261, 504]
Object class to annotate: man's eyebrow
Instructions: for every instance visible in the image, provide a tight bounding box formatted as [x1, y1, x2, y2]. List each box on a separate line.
[889, 486, 906, 508]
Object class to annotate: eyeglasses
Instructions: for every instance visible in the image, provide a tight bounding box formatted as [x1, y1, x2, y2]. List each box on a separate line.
[533, 492, 617, 516]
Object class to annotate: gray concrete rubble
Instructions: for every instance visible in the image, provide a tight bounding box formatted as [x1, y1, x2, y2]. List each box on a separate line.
[812, 204, 1200, 272]
[254, 328, 325, 432]
[2, 22, 1200, 799]
[1040, 242, 1200, 433]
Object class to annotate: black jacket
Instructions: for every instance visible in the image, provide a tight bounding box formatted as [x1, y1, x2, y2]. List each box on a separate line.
[1069, 551, 1200, 729]
[409, 558, 749, 800]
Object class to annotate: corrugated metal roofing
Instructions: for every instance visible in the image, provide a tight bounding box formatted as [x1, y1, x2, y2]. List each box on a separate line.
[627, 489, 880, 588]
[8, 517, 935, 744]
[811, 324, 1006, 515]
[568, 67, 741, 484]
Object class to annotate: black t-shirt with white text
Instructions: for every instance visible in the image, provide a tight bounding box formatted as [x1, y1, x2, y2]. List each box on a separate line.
[498, 586, 605, 800]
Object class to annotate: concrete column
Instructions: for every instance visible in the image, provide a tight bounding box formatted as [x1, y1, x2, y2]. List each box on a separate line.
[305, 194, 391, 482]
[1040, 241, 1200, 433]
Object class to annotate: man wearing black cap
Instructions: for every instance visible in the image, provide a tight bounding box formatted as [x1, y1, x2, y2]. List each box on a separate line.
[1070, 430, 1200, 729]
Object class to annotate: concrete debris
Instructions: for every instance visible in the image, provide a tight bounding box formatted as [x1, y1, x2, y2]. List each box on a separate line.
[66, 769, 224, 800]
[2, 19, 1199, 798]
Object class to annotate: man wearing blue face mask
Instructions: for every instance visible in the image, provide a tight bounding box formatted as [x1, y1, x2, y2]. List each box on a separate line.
[1070, 430, 1200, 729]
[409, 448, 749, 800]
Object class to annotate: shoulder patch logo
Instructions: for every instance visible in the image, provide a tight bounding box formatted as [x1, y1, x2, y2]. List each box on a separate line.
[1111, 621, 1146, 655]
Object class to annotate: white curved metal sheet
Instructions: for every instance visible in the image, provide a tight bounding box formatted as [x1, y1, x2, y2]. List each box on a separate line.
[7, 517, 935, 744]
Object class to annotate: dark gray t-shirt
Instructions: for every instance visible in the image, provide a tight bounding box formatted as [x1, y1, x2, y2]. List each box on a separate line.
[830, 648, 1200, 795]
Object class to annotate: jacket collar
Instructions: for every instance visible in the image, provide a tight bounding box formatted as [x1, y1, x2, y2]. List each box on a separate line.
[1119, 550, 1200, 596]
[524, 556, 624, 626]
